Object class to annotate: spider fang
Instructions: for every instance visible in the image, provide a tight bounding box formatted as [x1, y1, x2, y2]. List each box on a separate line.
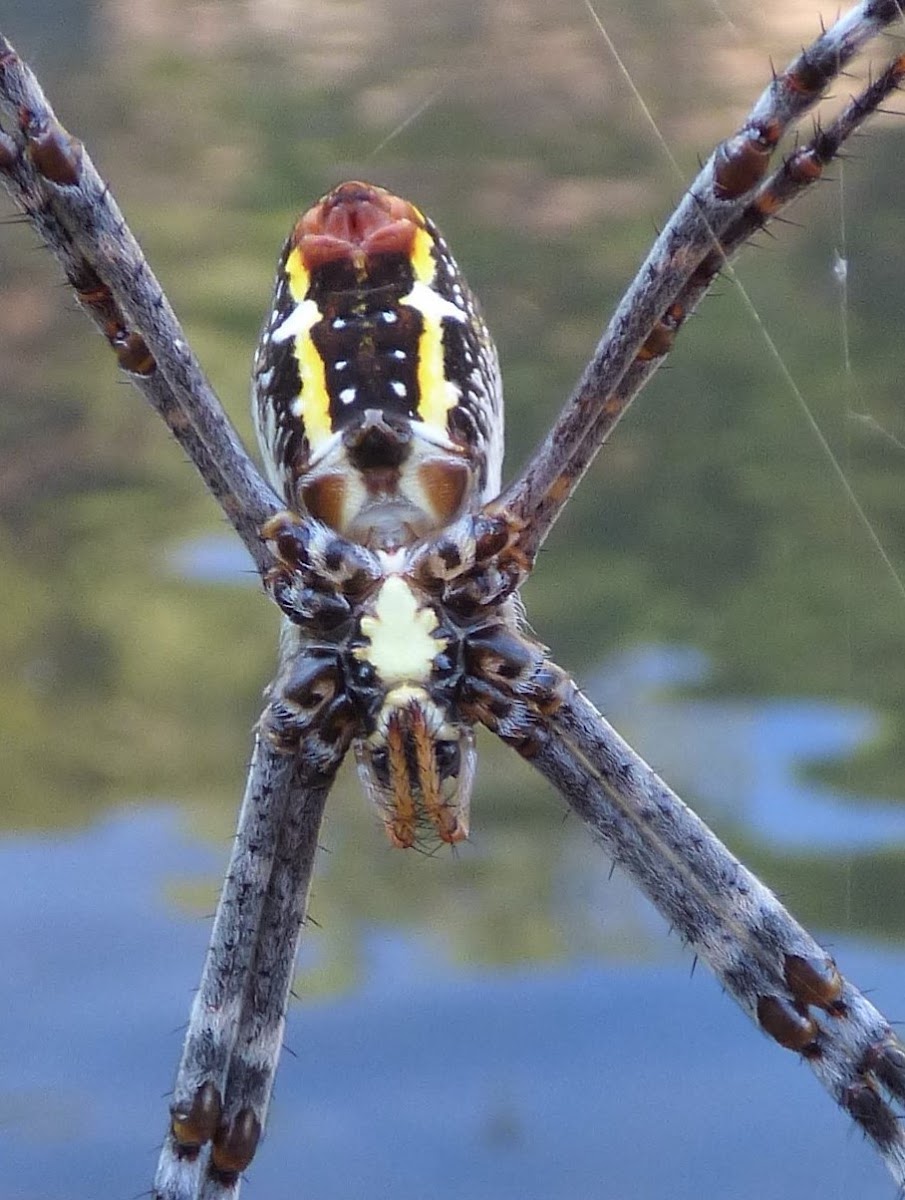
[356, 689, 476, 848]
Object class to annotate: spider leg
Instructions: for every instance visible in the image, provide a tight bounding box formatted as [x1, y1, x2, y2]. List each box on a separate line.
[152, 732, 298, 1198]
[154, 614, 360, 1199]
[530, 50, 905, 521]
[200, 764, 331, 1200]
[463, 629, 905, 1186]
[0, 34, 282, 573]
[497, 0, 905, 561]
[153, 724, 341, 1200]
[0, 125, 269, 566]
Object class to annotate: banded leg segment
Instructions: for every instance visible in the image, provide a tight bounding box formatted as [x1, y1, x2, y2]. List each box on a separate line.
[521, 47, 905, 537]
[0, 117, 252, 550]
[201, 771, 331, 1197]
[154, 735, 337, 1200]
[461, 630, 905, 1185]
[154, 733, 296, 1200]
[544, 683, 905, 1175]
[0, 34, 281, 574]
[498, 0, 905, 560]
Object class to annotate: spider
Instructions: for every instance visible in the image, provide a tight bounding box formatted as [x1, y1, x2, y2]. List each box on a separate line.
[2, 3, 905, 1198]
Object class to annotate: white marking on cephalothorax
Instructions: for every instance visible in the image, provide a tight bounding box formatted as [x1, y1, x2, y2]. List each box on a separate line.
[385, 684, 428, 710]
[355, 576, 445, 685]
[377, 548, 407, 573]
[390, 349, 407, 361]
[390, 381, 407, 399]
[372, 685, 447, 739]
[335, 359, 349, 371]
[339, 387, 357, 405]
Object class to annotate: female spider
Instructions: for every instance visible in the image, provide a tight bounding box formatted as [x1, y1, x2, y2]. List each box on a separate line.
[1, 2, 902, 1200]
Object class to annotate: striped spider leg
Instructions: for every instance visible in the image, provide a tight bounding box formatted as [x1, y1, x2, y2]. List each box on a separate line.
[1, 3, 905, 1197]
[0, 34, 337, 1195]
[499, 0, 905, 553]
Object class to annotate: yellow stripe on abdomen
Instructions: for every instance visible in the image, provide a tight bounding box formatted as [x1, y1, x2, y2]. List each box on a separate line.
[401, 229, 466, 434]
[274, 247, 333, 449]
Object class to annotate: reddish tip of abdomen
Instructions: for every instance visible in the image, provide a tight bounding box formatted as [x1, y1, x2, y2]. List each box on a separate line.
[294, 181, 419, 271]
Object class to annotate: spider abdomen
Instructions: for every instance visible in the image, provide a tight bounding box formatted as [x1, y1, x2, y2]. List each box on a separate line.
[253, 181, 503, 550]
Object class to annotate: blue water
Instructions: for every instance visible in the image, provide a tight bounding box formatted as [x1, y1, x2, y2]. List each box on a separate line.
[592, 646, 905, 851]
[0, 808, 897, 1200]
[2, 631, 904, 1198]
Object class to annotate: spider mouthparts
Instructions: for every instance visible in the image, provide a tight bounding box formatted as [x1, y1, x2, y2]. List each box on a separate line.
[355, 691, 475, 850]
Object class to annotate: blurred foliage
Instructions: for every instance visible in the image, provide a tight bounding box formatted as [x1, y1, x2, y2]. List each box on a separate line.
[1, 0, 905, 968]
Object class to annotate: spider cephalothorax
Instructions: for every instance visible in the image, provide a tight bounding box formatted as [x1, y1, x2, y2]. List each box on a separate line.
[258, 489, 538, 848]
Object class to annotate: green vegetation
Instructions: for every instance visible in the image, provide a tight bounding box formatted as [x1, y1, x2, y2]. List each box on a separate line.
[2, 3, 904, 967]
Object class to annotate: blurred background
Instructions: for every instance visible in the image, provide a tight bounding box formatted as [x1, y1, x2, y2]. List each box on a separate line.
[1, 1, 905, 1196]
